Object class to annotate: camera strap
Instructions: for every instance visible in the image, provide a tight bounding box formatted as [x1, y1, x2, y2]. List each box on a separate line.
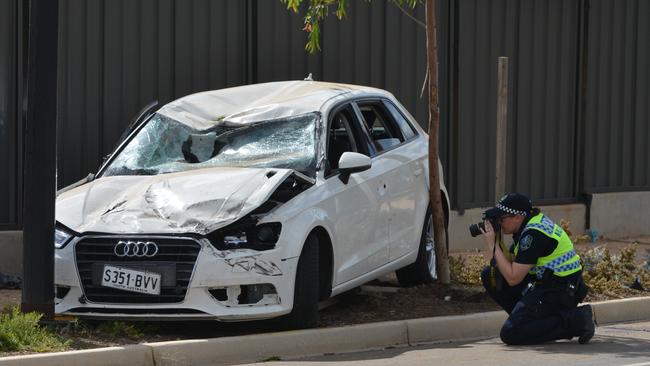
[497, 233, 513, 262]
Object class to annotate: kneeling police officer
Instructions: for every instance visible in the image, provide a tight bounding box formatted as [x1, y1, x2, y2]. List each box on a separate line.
[476, 193, 595, 345]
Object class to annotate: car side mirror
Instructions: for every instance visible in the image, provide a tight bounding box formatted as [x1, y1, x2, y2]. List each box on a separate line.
[338, 152, 371, 184]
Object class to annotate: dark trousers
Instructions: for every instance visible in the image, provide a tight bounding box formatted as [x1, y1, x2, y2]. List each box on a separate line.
[480, 267, 591, 345]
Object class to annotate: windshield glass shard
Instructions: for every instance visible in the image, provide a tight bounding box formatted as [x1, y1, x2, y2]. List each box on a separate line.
[103, 112, 318, 177]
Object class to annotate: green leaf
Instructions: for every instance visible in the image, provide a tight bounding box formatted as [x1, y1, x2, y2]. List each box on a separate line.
[281, 0, 423, 53]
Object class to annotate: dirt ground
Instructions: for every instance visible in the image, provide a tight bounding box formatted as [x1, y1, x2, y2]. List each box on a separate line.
[1, 236, 648, 353]
[319, 275, 498, 327]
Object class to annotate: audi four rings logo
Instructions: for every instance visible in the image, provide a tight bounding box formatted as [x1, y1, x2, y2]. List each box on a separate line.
[114, 241, 159, 257]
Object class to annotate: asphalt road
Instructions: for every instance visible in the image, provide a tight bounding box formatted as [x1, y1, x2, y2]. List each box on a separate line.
[240, 321, 650, 366]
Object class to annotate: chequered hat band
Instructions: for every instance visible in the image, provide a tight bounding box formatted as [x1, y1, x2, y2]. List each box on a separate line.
[496, 203, 528, 216]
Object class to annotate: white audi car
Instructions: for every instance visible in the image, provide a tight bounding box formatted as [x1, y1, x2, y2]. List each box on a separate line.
[54, 80, 450, 328]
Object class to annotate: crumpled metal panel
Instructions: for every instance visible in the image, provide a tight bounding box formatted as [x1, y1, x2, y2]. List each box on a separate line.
[206, 246, 283, 277]
[56, 167, 300, 235]
[156, 80, 376, 128]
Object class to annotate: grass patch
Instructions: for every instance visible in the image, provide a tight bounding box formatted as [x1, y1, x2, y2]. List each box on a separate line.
[0, 307, 69, 353]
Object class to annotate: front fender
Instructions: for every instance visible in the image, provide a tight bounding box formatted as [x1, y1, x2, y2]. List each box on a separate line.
[263, 206, 335, 261]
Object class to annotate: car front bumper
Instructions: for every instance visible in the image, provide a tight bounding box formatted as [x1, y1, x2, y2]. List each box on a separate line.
[54, 236, 298, 321]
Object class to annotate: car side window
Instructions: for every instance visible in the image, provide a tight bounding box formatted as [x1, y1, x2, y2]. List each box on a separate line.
[327, 107, 360, 172]
[357, 101, 405, 153]
[383, 100, 417, 140]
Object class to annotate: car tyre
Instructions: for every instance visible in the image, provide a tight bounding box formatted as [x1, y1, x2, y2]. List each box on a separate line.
[396, 206, 446, 286]
[278, 234, 320, 329]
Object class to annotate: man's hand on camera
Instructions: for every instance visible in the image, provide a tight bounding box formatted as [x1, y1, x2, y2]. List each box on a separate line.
[479, 219, 496, 252]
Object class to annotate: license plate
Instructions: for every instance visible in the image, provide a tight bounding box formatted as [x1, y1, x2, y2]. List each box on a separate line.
[101, 265, 161, 295]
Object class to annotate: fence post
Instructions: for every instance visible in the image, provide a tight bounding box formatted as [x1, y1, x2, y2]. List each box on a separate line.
[495, 57, 508, 201]
[21, 0, 58, 319]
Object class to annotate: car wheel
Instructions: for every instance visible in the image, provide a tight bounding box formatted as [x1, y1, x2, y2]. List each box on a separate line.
[396, 206, 446, 286]
[278, 234, 319, 329]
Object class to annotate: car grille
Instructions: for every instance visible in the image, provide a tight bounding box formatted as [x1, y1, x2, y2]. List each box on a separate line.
[75, 237, 201, 304]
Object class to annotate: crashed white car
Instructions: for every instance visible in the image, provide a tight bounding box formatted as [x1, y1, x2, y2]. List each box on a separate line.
[54, 80, 450, 327]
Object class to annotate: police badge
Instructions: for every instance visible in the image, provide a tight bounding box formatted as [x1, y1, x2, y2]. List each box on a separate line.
[520, 234, 533, 251]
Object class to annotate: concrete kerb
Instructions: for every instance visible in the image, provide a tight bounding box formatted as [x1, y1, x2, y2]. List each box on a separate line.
[1, 296, 649, 366]
[592, 296, 650, 325]
[147, 320, 409, 366]
[406, 311, 508, 345]
[0, 345, 153, 366]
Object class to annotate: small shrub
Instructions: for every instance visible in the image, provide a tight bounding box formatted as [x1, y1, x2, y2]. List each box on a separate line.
[560, 219, 590, 243]
[96, 321, 153, 340]
[0, 307, 69, 353]
[96, 321, 143, 339]
[579, 244, 650, 299]
[449, 255, 488, 285]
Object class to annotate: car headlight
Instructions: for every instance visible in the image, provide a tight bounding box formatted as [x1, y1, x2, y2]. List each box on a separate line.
[211, 222, 282, 251]
[54, 228, 73, 249]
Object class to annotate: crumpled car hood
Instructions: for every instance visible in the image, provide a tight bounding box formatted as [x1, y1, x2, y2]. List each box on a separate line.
[56, 167, 302, 235]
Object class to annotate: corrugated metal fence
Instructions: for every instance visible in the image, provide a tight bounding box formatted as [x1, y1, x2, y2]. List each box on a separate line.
[1, 0, 649, 228]
[449, 0, 582, 209]
[582, 0, 650, 193]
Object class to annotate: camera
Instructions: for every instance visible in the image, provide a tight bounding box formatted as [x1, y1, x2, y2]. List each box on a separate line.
[469, 211, 501, 237]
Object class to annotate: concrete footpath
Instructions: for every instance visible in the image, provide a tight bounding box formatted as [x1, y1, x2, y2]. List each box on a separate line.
[1, 297, 649, 366]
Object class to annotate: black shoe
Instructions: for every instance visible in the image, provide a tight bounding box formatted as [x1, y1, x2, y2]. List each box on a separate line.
[578, 305, 595, 344]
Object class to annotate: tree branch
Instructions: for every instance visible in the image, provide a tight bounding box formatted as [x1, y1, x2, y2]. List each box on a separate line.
[390, 1, 426, 29]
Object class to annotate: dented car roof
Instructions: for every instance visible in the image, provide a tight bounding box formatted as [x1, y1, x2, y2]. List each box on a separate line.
[157, 80, 390, 128]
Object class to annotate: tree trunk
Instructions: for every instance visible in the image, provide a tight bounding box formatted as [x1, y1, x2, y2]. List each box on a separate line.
[426, 0, 450, 284]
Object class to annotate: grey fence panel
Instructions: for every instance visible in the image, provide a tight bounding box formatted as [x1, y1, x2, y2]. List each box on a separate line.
[452, 0, 579, 210]
[0, 0, 20, 229]
[321, 2, 384, 86]
[255, 1, 322, 82]
[57, 0, 247, 187]
[510, 0, 579, 203]
[173, 0, 246, 97]
[583, 0, 650, 193]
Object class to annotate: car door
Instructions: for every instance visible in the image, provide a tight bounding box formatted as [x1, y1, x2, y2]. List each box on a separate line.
[355, 99, 423, 262]
[319, 104, 390, 285]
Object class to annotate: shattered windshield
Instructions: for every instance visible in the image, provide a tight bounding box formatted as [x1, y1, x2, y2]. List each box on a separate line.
[103, 112, 318, 177]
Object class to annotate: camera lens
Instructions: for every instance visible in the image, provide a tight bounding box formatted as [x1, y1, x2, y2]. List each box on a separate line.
[469, 222, 485, 237]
